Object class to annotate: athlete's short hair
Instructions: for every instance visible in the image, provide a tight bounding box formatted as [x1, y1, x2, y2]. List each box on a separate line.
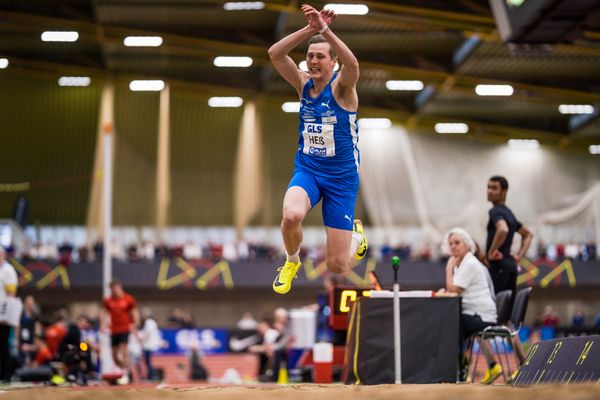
[489, 175, 509, 191]
[308, 35, 337, 58]
[109, 278, 123, 288]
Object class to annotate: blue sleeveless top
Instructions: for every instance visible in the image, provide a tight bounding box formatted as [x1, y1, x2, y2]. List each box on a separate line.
[295, 73, 359, 178]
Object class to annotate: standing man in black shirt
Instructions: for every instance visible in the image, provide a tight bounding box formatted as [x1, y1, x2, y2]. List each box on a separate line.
[486, 175, 532, 368]
[486, 175, 533, 298]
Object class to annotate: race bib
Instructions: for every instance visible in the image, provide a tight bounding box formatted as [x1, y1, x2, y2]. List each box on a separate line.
[302, 123, 335, 157]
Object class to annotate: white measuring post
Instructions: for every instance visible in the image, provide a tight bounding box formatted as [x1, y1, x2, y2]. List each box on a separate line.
[102, 124, 113, 299]
[392, 256, 402, 384]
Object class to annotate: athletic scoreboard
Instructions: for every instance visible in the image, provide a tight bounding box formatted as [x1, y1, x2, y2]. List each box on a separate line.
[329, 287, 372, 330]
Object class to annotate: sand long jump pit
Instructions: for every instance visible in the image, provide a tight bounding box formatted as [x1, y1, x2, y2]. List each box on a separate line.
[2, 383, 600, 400]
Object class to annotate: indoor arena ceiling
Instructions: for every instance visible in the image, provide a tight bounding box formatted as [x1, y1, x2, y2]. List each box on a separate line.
[1, 0, 600, 147]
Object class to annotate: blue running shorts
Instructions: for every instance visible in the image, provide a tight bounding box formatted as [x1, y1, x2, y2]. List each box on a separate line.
[287, 169, 359, 231]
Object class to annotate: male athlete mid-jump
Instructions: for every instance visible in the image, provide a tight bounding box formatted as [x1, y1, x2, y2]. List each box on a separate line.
[268, 4, 367, 294]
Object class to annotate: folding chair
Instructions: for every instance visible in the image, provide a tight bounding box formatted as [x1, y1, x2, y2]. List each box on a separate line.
[466, 289, 513, 382]
[476, 287, 533, 382]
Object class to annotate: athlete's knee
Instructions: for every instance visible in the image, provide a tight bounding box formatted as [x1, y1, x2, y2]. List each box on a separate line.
[326, 255, 348, 274]
[281, 208, 305, 228]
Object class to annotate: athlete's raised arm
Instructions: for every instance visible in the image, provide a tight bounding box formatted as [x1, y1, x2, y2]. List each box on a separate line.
[302, 4, 359, 88]
[267, 24, 313, 95]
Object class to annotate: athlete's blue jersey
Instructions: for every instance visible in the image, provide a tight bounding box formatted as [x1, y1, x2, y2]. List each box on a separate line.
[295, 73, 359, 177]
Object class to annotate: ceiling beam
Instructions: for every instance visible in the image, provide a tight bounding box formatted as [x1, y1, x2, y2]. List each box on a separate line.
[2, 10, 598, 104]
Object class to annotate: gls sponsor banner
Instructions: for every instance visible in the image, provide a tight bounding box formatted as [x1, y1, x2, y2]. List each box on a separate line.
[302, 123, 335, 157]
[158, 328, 229, 354]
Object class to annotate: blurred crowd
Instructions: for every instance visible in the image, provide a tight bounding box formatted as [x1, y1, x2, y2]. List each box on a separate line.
[5, 238, 598, 265]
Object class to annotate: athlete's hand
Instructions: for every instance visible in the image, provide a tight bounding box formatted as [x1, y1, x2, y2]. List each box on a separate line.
[301, 4, 327, 32]
[320, 8, 336, 25]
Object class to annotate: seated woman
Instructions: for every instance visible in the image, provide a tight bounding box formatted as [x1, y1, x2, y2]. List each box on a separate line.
[439, 227, 502, 384]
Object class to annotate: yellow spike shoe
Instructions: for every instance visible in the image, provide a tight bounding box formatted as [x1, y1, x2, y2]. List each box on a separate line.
[480, 364, 503, 385]
[272, 260, 301, 294]
[353, 219, 368, 260]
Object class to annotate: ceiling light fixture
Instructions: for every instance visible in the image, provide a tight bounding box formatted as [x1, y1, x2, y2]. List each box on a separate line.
[324, 4, 369, 15]
[589, 145, 600, 155]
[58, 76, 91, 87]
[558, 104, 594, 114]
[385, 80, 424, 91]
[0, 58, 8, 69]
[434, 123, 469, 134]
[507, 139, 540, 150]
[475, 84, 514, 96]
[208, 97, 244, 107]
[41, 31, 79, 42]
[214, 56, 253, 67]
[282, 102, 300, 113]
[123, 36, 163, 47]
[129, 80, 165, 91]
[223, 1, 265, 10]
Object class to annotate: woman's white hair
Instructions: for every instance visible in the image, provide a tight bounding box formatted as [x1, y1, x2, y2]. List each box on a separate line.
[443, 227, 476, 254]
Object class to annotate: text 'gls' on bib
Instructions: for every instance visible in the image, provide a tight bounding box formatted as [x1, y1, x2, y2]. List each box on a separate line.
[302, 123, 335, 157]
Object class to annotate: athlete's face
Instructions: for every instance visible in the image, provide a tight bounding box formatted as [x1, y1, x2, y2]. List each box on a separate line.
[110, 283, 124, 297]
[448, 234, 469, 258]
[306, 43, 336, 79]
[487, 180, 505, 203]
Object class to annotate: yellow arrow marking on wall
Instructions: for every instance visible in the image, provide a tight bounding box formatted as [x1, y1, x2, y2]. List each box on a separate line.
[36, 265, 70, 289]
[156, 257, 197, 290]
[540, 259, 576, 288]
[345, 258, 377, 287]
[196, 261, 234, 290]
[516, 258, 539, 286]
[8, 259, 33, 284]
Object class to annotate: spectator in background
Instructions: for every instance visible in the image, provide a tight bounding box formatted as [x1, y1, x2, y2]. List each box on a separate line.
[167, 308, 195, 330]
[0, 247, 18, 382]
[93, 241, 103, 261]
[555, 243, 565, 260]
[18, 295, 42, 368]
[270, 308, 291, 382]
[167, 307, 186, 329]
[140, 307, 161, 380]
[586, 242, 597, 261]
[572, 308, 586, 328]
[45, 309, 69, 359]
[248, 318, 280, 381]
[101, 279, 140, 385]
[580, 242, 597, 261]
[595, 312, 600, 328]
[546, 245, 557, 261]
[77, 245, 90, 263]
[127, 243, 139, 262]
[32, 334, 53, 367]
[58, 315, 90, 358]
[541, 305, 559, 327]
[128, 329, 142, 381]
[58, 315, 93, 383]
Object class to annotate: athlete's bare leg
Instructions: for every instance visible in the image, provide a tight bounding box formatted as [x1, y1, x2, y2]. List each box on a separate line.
[325, 225, 361, 274]
[281, 186, 312, 258]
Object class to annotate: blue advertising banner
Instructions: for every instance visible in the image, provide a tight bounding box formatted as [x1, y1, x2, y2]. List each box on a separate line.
[158, 328, 229, 355]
